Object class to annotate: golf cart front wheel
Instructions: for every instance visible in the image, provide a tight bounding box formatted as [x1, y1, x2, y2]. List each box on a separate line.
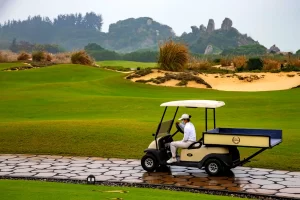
[204, 158, 224, 176]
[141, 154, 158, 172]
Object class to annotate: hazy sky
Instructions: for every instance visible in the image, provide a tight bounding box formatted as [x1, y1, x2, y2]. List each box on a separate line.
[0, 0, 299, 51]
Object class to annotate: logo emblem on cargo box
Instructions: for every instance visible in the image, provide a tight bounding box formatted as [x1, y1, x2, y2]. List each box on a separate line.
[187, 153, 193, 157]
[232, 136, 240, 144]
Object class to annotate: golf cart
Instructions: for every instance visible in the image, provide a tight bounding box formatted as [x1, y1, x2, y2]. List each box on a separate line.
[141, 100, 282, 176]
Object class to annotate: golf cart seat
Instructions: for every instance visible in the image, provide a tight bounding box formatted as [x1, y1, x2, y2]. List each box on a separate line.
[188, 139, 203, 149]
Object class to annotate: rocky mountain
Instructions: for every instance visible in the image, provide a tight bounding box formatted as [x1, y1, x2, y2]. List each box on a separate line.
[176, 18, 259, 54]
[268, 45, 281, 53]
[0, 14, 262, 54]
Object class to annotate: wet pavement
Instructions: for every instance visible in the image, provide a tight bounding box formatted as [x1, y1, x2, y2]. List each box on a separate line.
[1, 154, 300, 199]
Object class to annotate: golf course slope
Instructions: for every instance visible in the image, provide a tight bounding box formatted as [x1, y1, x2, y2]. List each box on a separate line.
[0, 63, 300, 171]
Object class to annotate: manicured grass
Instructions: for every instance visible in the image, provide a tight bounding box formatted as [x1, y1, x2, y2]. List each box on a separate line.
[0, 180, 246, 200]
[0, 63, 299, 170]
[97, 60, 157, 68]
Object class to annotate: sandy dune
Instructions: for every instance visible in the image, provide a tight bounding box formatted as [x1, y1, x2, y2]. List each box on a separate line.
[130, 70, 300, 92]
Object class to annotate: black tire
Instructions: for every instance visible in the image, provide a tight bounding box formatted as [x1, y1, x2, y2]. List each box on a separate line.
[141, 154, 158, 172]
[204, 158, 224, 176]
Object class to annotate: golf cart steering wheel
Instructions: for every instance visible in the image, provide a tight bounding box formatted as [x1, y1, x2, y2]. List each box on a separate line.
[175, 123, 184, 134]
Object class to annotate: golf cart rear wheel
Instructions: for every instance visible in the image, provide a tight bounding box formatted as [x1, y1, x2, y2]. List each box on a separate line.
[141, 154, 158, 172]
[204, 158, 224, 176]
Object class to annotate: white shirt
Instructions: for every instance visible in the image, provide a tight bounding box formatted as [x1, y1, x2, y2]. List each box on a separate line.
[182, 122, 196, 142]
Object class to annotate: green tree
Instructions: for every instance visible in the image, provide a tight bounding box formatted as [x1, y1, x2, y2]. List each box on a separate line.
[9, 38, 18, 52]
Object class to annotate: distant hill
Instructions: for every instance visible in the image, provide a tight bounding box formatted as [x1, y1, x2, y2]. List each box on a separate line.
[0, 14, 263, 54]
[221, 44, 267, 56]
[101, 17, 175, 53]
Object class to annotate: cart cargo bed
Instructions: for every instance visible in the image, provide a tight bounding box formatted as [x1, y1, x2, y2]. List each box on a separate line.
[203, 128, 282, 148]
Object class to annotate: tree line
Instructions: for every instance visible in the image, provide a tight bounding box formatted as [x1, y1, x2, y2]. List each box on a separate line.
[0, 12, 103, 49]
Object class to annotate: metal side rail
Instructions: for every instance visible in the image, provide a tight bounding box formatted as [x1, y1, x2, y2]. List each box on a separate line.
[233, 148, 268, 167]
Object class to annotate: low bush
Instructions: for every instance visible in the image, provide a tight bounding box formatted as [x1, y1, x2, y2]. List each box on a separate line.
[289, 58, 300, 67]
[176, 80, 188, 86]
[282, 65, 300, 72]
[136, 72, 212, 88]
[262, 58, 281, 71]
[188, 57, 212, 70]
[30, 61, 56, 68]
[126, 68, 153, 79]
[52, 52, 72, 64]
[232, 56, 247, 71]
[213, 58, 221, 64]
[0, 52, 5, 62]
[247, 58, 263, 71]
[220, 58, 232, 66]
[46, 54, 53, 62]
[103, 66, 131, 72]
[17, 52, 31, 61]
[0, 50, 18, 62]
[32, 51, 48, 62]
[71, 51, 94, 66]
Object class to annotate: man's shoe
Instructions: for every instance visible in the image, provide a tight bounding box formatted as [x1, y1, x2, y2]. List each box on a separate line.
[167, 158, 177, 164]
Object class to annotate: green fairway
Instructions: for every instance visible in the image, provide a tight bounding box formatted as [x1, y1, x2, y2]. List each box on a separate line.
[0, 63, 299, 170]
[97, 60, 157, 68]
[0, 180, 246, 200]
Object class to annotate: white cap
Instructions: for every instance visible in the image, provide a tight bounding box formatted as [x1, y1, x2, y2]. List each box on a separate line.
[178, 114, 190, 120]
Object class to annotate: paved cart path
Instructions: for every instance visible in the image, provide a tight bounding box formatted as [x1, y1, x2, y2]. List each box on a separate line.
[1, 154, 300, 199]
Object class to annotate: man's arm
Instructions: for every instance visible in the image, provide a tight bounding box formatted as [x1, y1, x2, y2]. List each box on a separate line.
[178, 122, 185, 131]
[182, 126, 190, 142]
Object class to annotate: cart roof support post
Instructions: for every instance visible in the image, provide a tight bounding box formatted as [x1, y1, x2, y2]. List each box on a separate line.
[213, 108, 216, 129]
[169, 107, 179, 132]
[205, 108, 208, 131]
[205, 108, 216, 131]
[155, 106, 167, 149]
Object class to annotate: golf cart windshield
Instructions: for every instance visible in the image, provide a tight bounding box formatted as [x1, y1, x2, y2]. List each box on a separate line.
[157, 119, 173, 137]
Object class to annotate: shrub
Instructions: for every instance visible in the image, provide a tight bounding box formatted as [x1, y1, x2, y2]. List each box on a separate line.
[232, 56, 247, 71]
[30, 61, 56, 68]
[0, 50, 18, 62]
[71, 51, 94, 65]
[262, 58, 281, 71]
[17, 52, 31, 61]
[188, 57, 212, 70]
[282, 65, 300, 72]
[247, 58, 263, 71]
[158, 40, 189, 71]
[126, 68, 152, 79]
[52, 52, 71, 64]
[46, 54, 53, 62]
[213, 58, 221, 63]
[32, 51, 48, 62]
[103, 66, 131, 72]
[176, 80, 188, 86]
[289, 58, 300, 67]
[220, 58, 232, 66]
[0, 52, 5, 62]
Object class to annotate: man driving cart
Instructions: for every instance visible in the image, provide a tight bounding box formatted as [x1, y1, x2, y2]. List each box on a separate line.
[167, 114, 196, 164]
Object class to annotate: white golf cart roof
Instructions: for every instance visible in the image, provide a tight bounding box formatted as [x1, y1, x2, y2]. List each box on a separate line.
[160, 100, 225, 108]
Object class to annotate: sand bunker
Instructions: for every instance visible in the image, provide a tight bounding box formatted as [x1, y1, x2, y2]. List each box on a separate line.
[130, 70, 300, 92]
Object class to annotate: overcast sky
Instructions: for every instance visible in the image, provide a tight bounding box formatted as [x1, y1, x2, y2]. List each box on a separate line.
[0, 0, 299, 52]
